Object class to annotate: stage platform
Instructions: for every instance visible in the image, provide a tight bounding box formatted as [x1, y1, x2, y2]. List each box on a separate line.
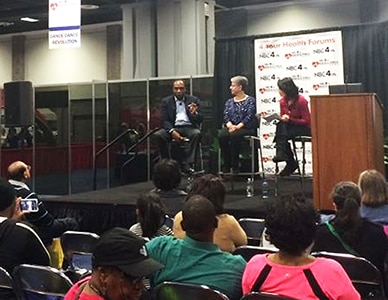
[44, 175, 312, 235]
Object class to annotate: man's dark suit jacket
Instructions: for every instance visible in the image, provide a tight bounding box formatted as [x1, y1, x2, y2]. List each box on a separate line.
[160, 94, 203, 131]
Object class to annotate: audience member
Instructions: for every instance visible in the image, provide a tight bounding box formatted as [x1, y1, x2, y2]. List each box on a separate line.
[150, 159, 187, 216]
[6, 127, 21, 149]
[17, 126, 33, 147]
[8, 160, 78, 245]
[358, 169, 388, 225]
[0, 178, 50, 273]
[153, 79, 202, 173]
[312, 181, 388, 276]
[242, 195, 360, 299]
[146, 195, 246, 300]
[219, 75, 257, 174]
[272, 77, 311, 176]
[129, 193, 173, 240]
[173, 174, 247, 252]
[65, 227, 163, 300]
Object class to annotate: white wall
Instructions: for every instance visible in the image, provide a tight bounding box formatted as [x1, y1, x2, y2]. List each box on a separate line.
[247, 0, 361, 36]
[0, 40, 12, 86]
[25, 29, 107, 85]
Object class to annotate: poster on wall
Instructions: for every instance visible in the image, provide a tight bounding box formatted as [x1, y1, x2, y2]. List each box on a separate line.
[48, 0, 81, 49]
[254, 31, 344, 175]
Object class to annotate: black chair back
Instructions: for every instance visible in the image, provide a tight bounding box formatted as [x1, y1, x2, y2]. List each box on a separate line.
[233, 245, 278, 262]
[241, 292, 295, 300]
[60, 230, 99, 271]
[0, 266, 16, 299]
[13, 264, 73, 300]
[311, 251, 385, 299]
[152, 281, 230, 300]
[238, 218, 265, 246]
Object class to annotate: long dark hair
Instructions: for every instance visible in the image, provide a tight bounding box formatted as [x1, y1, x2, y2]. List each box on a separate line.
[136, 193, 166, 238]
[331, 181, 362, 245]
[277, 77, 299, 101]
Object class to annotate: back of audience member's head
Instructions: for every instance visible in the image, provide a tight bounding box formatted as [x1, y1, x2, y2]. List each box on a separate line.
[265, 195, 318, 256]
[0, 178, 16, 216]
[7, 161, 29, 181]
[136, 193, 166, 239]
[331, 181, 362, 242]
[358, 169, 388, 207]
[152, 159, 181, 191]
[186, 174, 225, 214]
[181, 195, 218, 241]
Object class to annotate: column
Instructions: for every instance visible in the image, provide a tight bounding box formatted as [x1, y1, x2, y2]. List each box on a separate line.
[12, 35, 26, 81]
[122, 2, 156, 79]
[157, 0, 215, 76]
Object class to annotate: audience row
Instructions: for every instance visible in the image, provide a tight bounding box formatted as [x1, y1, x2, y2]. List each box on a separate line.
[0, 157, 388, 300]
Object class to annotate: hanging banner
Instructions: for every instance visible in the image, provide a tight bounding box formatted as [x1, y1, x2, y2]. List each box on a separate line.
[48, 0, 81, 49]
[254, 31, 344, 175]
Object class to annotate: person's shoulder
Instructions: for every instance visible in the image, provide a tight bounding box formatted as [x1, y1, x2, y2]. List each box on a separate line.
[187, 94, 200, 101]
[14, 220, 40, 236]
[161, 95, 174, 102]
[362, 218, 386, 232]
[312, 257, 347, 273]
[147, 235, 175, 247]
[298, 94, 308, 103]
[220, 250, 247, 268]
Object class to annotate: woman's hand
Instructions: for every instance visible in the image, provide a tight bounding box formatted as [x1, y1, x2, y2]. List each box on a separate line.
[280, 114, 290, 122]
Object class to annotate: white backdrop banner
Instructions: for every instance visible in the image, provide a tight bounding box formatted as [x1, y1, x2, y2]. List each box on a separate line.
[49, 0, 81, 49]
[254, 31, 344, 175]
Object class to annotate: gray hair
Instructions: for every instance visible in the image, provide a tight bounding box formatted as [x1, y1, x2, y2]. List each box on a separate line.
[231, 75, 248, 91]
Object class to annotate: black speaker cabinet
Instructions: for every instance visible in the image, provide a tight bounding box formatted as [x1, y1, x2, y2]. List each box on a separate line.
[4, 81, 33, 126]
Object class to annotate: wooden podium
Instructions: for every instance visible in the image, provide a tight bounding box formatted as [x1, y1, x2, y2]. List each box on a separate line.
[310, 93, 385, 210]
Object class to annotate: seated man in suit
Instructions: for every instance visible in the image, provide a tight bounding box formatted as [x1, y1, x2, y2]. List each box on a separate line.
[7, 160, 78, 246]
[146, 195, 246, 300]
[153, 79, 202, 173]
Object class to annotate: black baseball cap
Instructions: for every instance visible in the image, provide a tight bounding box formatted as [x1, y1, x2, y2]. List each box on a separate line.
[92, 227, 163, 277]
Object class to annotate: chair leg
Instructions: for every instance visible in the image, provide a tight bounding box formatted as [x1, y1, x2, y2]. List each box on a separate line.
[274, 162, 279, 197]
[291, 139, 304, 194]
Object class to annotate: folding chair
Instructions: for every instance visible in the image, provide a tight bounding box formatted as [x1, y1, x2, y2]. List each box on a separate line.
[12, 264, 73, 300]
[60, 231, 99, 282]
[311, 251, 385, 299]
[152, 281, 230, 300]
[233, 245, 278, 262]
[238, 218, 266, 246]
[241, 292, 295, 300]
[0, 266, 16, 299]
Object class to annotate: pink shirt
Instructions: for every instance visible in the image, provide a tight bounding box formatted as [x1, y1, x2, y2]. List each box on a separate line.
[65, 276, 103, 300]
[242, 254, 360, 300]
[279, 94, 310, 126]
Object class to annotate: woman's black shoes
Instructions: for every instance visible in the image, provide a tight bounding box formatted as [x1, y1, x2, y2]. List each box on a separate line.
[278, 161, 298, 176]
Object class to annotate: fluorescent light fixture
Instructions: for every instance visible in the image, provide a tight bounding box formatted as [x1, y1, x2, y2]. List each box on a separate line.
[20, 17, 39, 22]
[81, 4, 99, 10]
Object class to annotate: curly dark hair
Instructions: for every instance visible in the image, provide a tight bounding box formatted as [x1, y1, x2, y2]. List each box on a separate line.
[277, 77, 299, 101]
[265, 194, 319, 256]
[186, 174, 225, 214]
[152, 159, 181, 191]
